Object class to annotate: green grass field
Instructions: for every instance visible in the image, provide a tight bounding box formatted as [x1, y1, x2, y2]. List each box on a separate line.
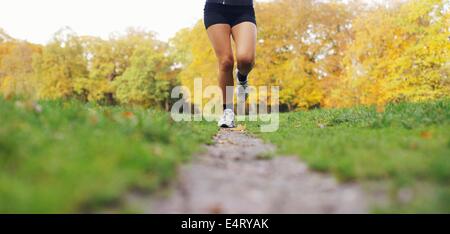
[247, 100, 450, 213]
[1, 97, 449, 213]
[0, 98, 217, 213]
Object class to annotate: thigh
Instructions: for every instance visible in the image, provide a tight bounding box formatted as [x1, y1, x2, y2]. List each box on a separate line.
[231, 22, 257, 59]
[206, 24, 233, 60]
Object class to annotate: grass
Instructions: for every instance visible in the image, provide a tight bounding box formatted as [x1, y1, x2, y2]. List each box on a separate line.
[247, 100, 450, 213]
[2, 96, 449, 213]
[0, 98, 217, 213]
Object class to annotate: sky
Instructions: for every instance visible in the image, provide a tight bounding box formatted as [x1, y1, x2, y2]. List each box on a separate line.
[0, 0, 272, 44]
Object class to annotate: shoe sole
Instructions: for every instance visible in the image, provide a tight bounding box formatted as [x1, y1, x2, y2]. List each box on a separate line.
[220, 124, 235, 129]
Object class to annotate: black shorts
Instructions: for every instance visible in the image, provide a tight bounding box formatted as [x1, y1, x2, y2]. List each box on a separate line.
[203, 3, 257, 30]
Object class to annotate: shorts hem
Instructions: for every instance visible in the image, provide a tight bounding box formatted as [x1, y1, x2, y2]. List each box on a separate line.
[231, 20, 257, 28]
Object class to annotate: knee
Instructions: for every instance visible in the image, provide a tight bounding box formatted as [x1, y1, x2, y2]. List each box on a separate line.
[237, 54, 255, 70]
[218, 56, 234, 72]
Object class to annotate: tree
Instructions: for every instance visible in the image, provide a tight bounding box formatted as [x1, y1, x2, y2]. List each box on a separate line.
[33, 27, 88, 99]
[331, 0, 450, 107]
[0, 29, 42, 98]
[114, 46, 172, 108]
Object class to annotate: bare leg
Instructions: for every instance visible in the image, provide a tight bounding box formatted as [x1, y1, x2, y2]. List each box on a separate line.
[232, 22, 257, 76]
[206, 24, 234, 108]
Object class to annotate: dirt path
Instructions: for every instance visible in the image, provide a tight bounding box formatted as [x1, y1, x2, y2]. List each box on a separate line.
[127, 129, 367, 214]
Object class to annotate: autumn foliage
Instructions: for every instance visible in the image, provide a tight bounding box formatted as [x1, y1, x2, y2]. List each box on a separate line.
[0, 0, 449, 110]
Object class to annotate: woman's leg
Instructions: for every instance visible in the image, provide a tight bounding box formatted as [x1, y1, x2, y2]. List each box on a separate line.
[231, 22, 257, 76]
[206, 24, 234, 109]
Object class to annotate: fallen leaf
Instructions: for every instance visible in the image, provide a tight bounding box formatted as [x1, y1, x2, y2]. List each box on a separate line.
[231, 124, 246, 132]
[208, 204, 223, 214]
[420, 131, 432, 139]
[89, 115, 99, 125]
[122, 111, 135, 119]
[376, 104, 386, 113]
